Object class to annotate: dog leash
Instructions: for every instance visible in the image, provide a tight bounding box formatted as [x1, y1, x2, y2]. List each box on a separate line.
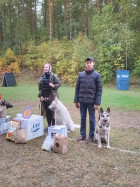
[95, 108, 100, 124]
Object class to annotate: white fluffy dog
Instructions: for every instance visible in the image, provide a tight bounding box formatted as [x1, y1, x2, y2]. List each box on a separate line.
[48, 97, 79, 131]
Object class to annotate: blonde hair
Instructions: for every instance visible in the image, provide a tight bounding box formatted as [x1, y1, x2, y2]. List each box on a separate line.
[44, 63, 52, 73]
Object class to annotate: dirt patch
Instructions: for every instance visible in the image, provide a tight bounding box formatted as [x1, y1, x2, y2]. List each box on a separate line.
[66, 105, 140, 129]
[110, 110, 140, 129]
[12, 102, 140, 128]
[0, 105, 140, 186]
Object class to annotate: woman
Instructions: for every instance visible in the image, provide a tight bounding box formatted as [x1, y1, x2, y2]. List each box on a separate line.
[38, 63, 61, 129]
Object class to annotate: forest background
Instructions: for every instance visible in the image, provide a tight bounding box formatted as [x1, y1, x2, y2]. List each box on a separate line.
[0, 0, 140, 85]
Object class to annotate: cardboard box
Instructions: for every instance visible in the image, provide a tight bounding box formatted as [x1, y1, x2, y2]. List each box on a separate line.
[0, 116, 11, 123]
[14, 114, 44, 141]
[48, 125, 68, 139]
[0, 116, 11, 135]
[0, 121, 10, 135]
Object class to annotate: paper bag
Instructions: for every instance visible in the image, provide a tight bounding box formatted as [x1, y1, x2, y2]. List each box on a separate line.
[53, 134, 68, 154]
[14, 129, 27, 144]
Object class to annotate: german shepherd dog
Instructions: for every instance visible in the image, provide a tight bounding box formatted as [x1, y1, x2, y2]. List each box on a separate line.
[95, 107, 111, 149]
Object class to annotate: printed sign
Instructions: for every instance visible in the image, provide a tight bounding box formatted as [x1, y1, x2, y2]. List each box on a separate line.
[30, 122, 40, 132]
[22, 107, 32, 119]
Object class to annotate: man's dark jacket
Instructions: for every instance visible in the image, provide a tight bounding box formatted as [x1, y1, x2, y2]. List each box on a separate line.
[74, 69, 102, 105]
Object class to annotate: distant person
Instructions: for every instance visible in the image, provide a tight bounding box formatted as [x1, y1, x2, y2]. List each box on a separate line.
[38, 63, 61, 130]
[74, 57, 102, 142]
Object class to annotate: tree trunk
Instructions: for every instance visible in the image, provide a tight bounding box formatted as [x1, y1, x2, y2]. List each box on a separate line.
[0, 31, 1, 50]
[34, 0, 37, 44]
[49, 0, 52, 41]
[85, 0, 89, 37]
[2, 11, 6, 48]
[8, 2, 12, 44]
[19, 42, 22, 55]
[55, 0, 60, 39]
[52, 0, 54, 38]
[99, 0, 102, 15]
[96, 0, 102, 15]
[68, 0, 72, 40]
[96, 0, 99, 9]
[64, 1, 68, 21]
[44, 0, 47, 27]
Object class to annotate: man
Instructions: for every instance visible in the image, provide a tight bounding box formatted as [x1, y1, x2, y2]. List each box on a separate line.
[74, 57, 102, 142]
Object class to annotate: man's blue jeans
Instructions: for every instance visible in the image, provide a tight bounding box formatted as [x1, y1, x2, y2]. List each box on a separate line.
[80, 102, 95, 139]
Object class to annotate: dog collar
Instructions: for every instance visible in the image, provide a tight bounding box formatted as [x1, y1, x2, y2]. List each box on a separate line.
[99, 125, 102, 128]
[99, 123, 109, 128]
[106, 123, 109, 127]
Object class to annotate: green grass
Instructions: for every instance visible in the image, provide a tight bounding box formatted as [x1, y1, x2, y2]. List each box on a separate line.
[101, 86, 140, 110]
[0, 85, 140, 110]
[0, 85, 38, 102]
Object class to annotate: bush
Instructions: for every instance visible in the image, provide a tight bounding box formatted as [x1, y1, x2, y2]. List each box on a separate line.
[133, 57, 140, 77]
[0, 48, 20, 75]
[2, 48, 16, 66]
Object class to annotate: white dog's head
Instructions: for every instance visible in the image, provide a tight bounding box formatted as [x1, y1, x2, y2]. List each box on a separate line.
[48, 97, 59, 111]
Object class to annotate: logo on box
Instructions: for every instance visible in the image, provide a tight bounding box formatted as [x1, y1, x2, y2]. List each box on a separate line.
[51, 132, 56, 138]
[31, 123, 40, 132]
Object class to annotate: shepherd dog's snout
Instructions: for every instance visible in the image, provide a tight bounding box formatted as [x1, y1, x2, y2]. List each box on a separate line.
[103, 118, 108, 122]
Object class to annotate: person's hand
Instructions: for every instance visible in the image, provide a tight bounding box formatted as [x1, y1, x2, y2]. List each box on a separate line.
[94, 105, 99, 110]
[40, 96, 44, 101]
[75, 103, 79, 108]
[49, 83, 54, 88]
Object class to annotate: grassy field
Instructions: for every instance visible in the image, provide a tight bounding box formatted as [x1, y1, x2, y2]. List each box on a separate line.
[1, 84, 140, 110]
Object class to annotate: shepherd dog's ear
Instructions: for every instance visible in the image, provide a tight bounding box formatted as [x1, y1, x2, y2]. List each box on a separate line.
[100, 108, 104, 113]
[55, 97, 58, 103]
[106, 107, 110, 113]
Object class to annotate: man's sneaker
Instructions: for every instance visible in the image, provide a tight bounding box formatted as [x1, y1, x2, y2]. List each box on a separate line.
[76, 137, 86, 142]
[86, 137, 94, 143]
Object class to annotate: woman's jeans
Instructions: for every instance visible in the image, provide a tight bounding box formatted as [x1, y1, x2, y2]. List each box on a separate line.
[43, 101, 55, 126]
[80, 102, 95, 139]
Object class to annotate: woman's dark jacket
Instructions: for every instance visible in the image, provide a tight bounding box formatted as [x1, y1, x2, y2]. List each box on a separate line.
[38, 72, 61, 117]
[38, 72, 61, 100]
[74, 69, 102, 105]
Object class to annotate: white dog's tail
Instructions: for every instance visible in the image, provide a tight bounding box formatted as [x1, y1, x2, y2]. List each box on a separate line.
[69, 124, 80, 131]
[74, 124, 80, 129]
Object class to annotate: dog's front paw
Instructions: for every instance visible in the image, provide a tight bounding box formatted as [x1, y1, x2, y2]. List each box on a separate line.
[107, 145, 111, 149]
[98, 144, 102, 149]
[70, 127, 75, 131]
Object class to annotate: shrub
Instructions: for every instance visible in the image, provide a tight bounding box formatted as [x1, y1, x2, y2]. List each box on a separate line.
[0, 48, 20, 75]
[3, 48, 16, 66]
[133, 57, 140, 77]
